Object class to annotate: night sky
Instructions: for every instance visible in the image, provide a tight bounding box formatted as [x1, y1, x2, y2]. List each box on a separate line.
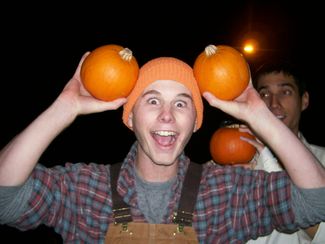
[1, 1, 325, 242]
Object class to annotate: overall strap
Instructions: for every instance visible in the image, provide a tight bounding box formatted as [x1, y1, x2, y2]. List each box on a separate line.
[173, 162, 203, 226]
[110, 162, 132, 224]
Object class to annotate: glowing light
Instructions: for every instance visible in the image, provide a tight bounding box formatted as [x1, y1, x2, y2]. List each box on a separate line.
[242, 38, 259, 55]
[244, 44, 254, 53]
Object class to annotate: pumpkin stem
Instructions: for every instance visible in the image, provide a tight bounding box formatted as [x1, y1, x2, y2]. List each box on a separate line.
[119, 48, 133, 62]
[204, 44, 217, 56]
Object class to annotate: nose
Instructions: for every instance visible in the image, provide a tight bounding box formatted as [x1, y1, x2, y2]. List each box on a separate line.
[158, 105, 175, 123]
[269, 94, 280, 108]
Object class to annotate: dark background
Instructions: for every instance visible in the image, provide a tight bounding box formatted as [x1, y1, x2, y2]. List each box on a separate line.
[1, 1, 324, 242]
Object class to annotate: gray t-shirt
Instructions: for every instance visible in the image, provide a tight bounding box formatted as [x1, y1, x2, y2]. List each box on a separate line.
[134, 169, 176, 223]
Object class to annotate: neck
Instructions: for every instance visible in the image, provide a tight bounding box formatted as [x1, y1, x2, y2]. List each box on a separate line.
[135, 150, 178, 183]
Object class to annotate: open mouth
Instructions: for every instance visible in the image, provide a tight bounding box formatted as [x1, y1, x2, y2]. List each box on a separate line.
[151, 130, 178, 147]
[271, 109, 286, 121]
[275, 114, 285, 120]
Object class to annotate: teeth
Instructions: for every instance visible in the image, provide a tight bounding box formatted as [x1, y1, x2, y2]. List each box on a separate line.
[154, 131, 176, 136]
[276, 115, 285, 119]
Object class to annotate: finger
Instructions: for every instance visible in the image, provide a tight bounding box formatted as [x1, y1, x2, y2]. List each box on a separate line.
[73, 51, 90, 78]
[239, 128, 253, 136]
[80, 97, 127, 114]
[203, 92, 230, 110]
[238, 126, 252, 134]
[240, 136, 264, 152]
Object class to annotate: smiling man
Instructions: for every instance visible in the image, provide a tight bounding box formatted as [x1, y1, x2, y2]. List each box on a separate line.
[248, 60, 325, 243]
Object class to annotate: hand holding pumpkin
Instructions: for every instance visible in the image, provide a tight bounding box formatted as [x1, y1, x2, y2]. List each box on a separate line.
[209, 124, 257, 165]
[237, 125, 265, 154]
[58, 51, 129, 117]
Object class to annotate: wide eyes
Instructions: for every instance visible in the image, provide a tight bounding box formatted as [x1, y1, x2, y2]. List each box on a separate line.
[147, 97, 187, 108]
[148, 98, 159, 105]
[175, 101, 186, 108]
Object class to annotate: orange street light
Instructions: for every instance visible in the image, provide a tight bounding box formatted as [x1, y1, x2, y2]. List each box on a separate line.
[242, 38, 259, 55]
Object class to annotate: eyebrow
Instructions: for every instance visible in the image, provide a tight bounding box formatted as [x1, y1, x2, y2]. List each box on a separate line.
[142, 90, 160, 97]
[142, 90, 193, 100]
[258, 82, 296, 91]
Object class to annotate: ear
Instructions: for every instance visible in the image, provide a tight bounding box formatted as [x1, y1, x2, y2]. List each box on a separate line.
[301, 91, 309, 111]
[193, 120, 198, 133]
[127, 112, 134, 129]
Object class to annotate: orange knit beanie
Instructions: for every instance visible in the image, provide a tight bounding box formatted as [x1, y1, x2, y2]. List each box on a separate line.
[122, 57, 204, 129]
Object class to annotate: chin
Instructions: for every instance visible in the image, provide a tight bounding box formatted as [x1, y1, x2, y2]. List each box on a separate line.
[153, 161, 176, 167]
[152, 155, 178, 166]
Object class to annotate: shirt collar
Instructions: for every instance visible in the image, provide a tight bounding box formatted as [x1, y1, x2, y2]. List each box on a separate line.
[117, 141, 191, 207]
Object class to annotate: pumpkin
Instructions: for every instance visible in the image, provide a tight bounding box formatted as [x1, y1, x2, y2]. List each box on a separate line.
[80, 44, 139, 101]
[209, 124, 256, 165]
[193, 44, 250, 100]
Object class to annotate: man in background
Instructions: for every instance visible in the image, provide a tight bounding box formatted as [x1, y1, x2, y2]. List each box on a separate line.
[249, 60, 325, 243]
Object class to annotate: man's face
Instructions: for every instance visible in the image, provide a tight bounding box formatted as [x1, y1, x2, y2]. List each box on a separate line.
[128, 80, 197, 167]
[255, 71, 309, 135]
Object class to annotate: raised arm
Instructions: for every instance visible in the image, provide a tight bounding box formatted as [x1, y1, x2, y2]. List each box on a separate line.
[0, 53, 126, 186]
[203, 82, 325, 188]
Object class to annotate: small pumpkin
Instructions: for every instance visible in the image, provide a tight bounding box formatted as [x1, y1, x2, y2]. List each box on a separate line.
[80, 44, 139, 101]
[209, 124, 256, 165]
[193, 44, 250, 100]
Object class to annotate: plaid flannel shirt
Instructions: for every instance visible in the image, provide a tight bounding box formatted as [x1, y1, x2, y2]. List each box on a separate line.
[11, 143, 297, 243]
